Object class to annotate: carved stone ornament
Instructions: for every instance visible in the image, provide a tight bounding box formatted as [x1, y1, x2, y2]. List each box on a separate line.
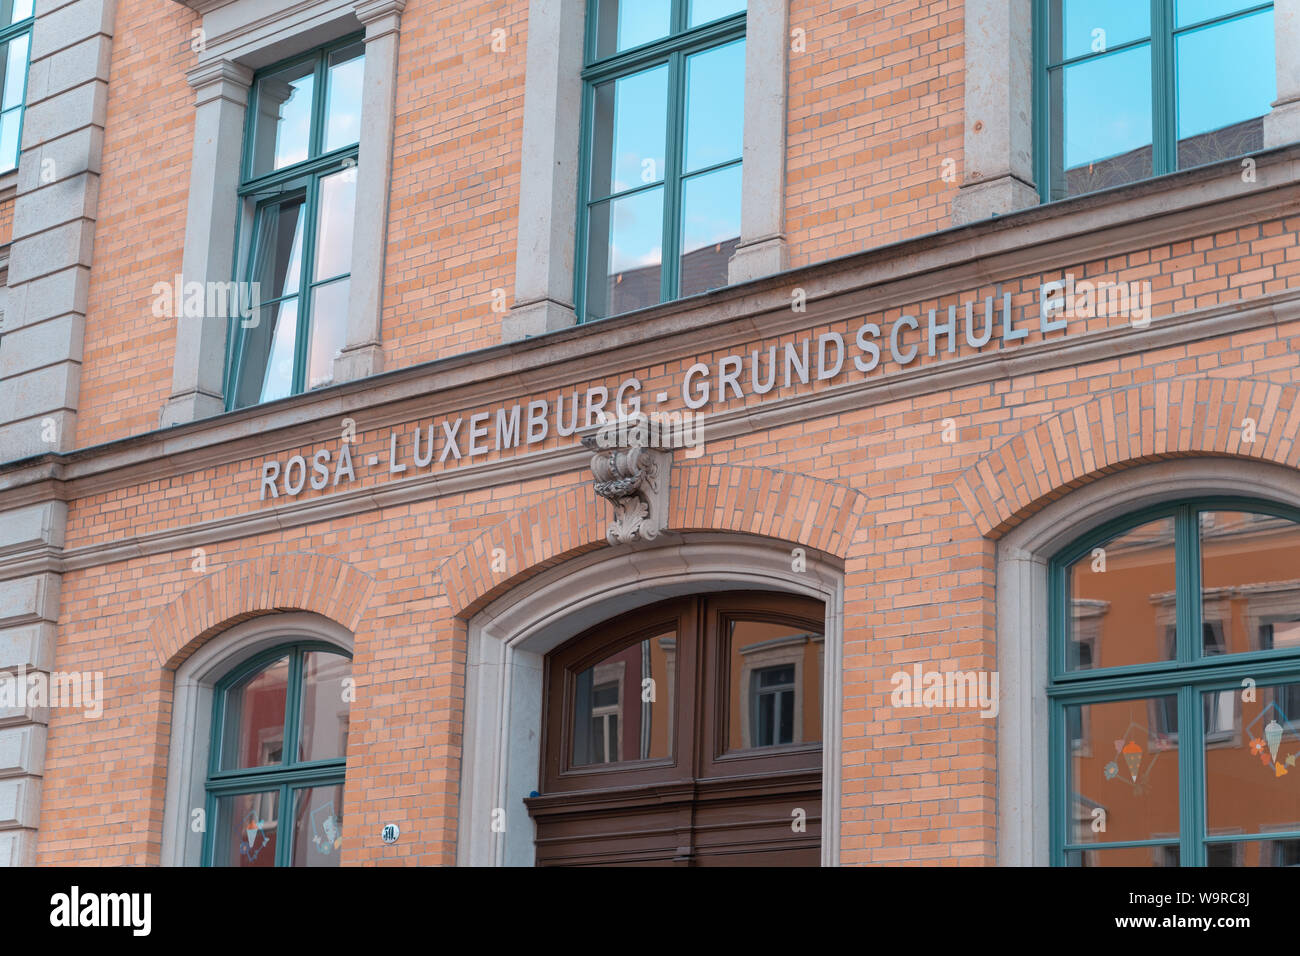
[580, 422, 673, 545]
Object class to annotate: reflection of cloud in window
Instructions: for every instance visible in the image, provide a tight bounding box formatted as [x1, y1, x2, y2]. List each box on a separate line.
[609, 243, 662, 271]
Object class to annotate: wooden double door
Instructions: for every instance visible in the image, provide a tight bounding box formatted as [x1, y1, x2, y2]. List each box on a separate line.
[525, 592, 824, 866]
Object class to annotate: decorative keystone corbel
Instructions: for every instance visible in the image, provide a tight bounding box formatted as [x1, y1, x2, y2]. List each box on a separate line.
[580, 418, 673, 545]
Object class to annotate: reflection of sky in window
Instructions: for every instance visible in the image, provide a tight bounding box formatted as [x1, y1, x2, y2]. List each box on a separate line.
[685, 39, 745, 172]
[616, 0, 670, 52]
[324, 54, 364, 152]
[1176, 11, 1274, 139]
[610, 66, 667, 194]
[1061, 0, 1149, 60]
[1063, 46, 1151, 168]
[1175, 0, 1263, 28]
[609, 188, 663, 272]
[2, 33, 26, 109]
[314, 171, 356, 281]
[261, 298, 299, 403]
[689, 0, 746, 28]
[275, 75, 314, 169]
[682, 164, 741, 253]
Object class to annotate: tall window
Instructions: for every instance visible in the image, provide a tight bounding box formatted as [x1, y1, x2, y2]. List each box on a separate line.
[204, 643, 352, 867]
[226, 38, 364, 410]
[0, 0, 32, 174]
[530, 592, 824, 865]
[576, 0, 746, 323]
[1035, 0, 1276, 201]
[1051, 500, 1300, 866]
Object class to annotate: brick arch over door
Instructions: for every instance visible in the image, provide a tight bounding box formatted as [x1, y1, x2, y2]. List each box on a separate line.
[440, 463, 868, 619]
[954, 379, 1300, 538]
[149, 552, 375, 670]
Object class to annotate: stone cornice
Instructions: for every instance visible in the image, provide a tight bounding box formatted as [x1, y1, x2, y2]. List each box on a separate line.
[1, 145, 1299, 507]
[0, 287, 1296, 582]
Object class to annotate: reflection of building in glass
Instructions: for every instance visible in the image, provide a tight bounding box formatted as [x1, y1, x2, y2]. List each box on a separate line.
[732, 625, 823, 751]
[571, 633, 674, 768]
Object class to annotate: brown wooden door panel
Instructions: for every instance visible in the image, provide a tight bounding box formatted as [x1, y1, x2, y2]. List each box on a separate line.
[529, 592, 825, 866]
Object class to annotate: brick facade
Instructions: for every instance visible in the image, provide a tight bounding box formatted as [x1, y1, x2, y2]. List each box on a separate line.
[0, 0, 1298, 866]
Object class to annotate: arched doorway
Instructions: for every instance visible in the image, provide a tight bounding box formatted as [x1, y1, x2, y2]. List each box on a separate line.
[526, 591, 824, 865]
[456, 531, 845, 867]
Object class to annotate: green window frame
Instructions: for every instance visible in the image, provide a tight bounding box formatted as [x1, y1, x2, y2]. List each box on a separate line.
[225, 35, 364, 411]
[1049, 498, 1300, 866]
[1033, 0, 1276, 203]
[0, 1, 35, 175]
[202, 642, 351, 867]
[575, 0, 747, 323]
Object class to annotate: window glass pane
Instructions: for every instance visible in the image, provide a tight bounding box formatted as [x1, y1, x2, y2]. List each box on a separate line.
[1176, 0, 1263, 28]
[689, 0, 746, 28]
[1199, 510, 1300, 655]
[1065, 844, 1179, 866]
[214, 790, 280, 867]
[323, 42, 364, 153]
[249, 60, 315, 177]
[314, 168, 357, 282]
[593, 0, 671, 59]
[251, 198, 306, 300]
[683, 39, 745, 173]
[1053, 0, 1151, 62]
[1066, 516, 1176, 671]
[1207, 837, 1300, 866]
[726, 619, 822, 751]
[590, 65, 668, 199]
[585, 187, 664, 320]
[1049, 45, 1153, 200]
[4, 0, 32, 24]
[2, 32, 27, 111]
[0, 108, 18, 173]
[291, 784, 345, 866]
[220, 656, 289, 770]
[1205, 681, 1300, 838]
[297, 652, 352, 762]
[234, 297, 299, 408]
[570, 631, 674, 767]
[306, 278, 349, 391]
[1065, 696, 1179, 847]
[679, 163, 740, 297]
[1175, 11, 1273, 169]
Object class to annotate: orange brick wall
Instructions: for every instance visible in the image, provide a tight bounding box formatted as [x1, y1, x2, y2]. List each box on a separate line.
[786, 0, 964, 268]
[379, 0, 528, 369]
[0, 193, 13, 249]
[74, 0, 197, 447]
[68, 0, 972, 451]
[32, 212, 1300, 864]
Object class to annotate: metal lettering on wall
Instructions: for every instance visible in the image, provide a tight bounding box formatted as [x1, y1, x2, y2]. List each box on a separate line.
[255, 279, 1144, 502]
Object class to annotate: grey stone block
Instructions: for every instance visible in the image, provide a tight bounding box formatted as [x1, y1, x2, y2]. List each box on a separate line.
[0, 575, 62, 627]
[0, 502, 66, 553]
[0, 361, 81, 419]
[3, 265, 91, 332]
[7, 219, 96, 284]
[0, 314, 84, 378]
[0, 411, 76, 461]
[19, 80, 108, 152]
[0, 623, 57, 672]
[10, 171, 99, 241]
[0, 776, 42, 828]
[0, 726, 47, 777]
[0, 828, 36, 866]
[30, 0, 115, 62]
